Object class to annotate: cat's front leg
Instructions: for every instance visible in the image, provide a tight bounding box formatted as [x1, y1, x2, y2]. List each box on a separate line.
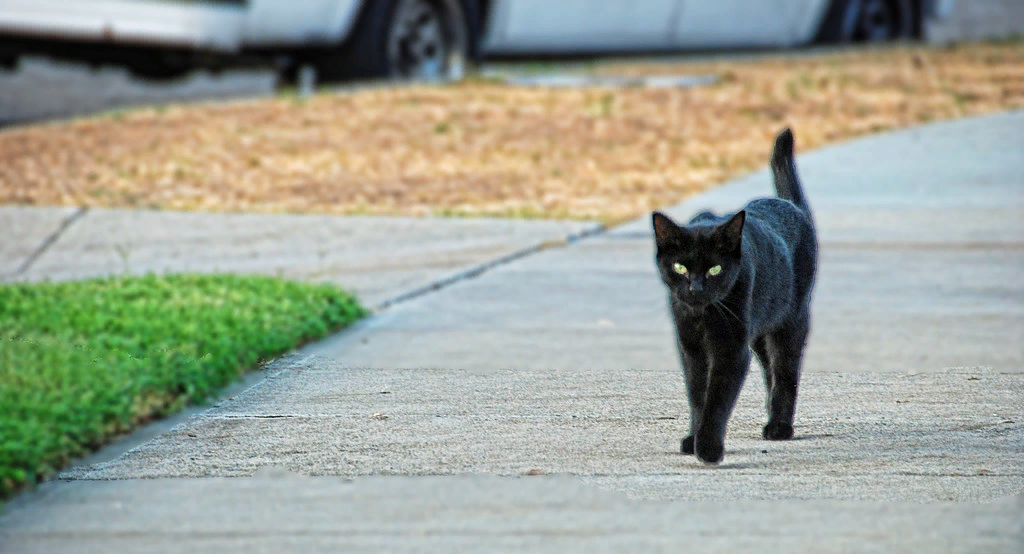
[695, 347, 751, 464]
[678, 344, 708, 455]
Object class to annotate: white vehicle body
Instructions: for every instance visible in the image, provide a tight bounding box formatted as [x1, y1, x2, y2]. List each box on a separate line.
[0, 0, 363, 52]
[0, 0, 949, 77]
[0, 0, 836, 52]
[482, 0, 830, 53]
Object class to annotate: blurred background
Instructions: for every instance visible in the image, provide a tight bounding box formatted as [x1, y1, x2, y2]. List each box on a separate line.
[2, 0, 1023, 126]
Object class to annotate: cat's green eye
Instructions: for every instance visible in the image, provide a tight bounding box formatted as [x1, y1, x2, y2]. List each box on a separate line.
[672, 263, 688, 275]
[708, 265, 722, 276]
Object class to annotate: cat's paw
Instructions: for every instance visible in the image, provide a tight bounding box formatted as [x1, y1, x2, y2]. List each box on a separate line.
[762, 421, 794, 440]
[681, 435, 694, 454]
[695, 438, 724, 465]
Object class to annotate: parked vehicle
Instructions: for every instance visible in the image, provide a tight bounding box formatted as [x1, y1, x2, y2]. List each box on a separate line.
[0, 0, 949, 83]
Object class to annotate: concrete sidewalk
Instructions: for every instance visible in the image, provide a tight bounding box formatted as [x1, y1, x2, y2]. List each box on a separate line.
[2, 112, 1023, 552]
[1, 208, 597, 309]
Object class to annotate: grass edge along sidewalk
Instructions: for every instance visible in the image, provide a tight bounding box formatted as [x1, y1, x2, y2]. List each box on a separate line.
[0, 273, 367, 503]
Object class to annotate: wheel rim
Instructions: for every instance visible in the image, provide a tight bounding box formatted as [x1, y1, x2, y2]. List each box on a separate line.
[857, 0, 897, 41]
[387, 0, 457, 80]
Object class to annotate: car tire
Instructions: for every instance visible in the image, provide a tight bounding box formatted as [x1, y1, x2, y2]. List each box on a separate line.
[816, 0, 917, 43]
[318, 0, 479, 82]
[0, 55, 19, 72]
[127, 61, 192, 81]
[276, 62, 300, 89]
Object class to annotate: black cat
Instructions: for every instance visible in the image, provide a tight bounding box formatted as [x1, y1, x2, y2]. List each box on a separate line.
[652, 128, 817, 465]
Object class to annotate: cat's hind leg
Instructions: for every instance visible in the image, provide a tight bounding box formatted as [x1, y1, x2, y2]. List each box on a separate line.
[752, 336, 773, 411]
[762, 314, 810, 440]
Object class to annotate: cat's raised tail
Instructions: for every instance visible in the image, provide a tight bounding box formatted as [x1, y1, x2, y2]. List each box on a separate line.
[770, 128, 809, 211]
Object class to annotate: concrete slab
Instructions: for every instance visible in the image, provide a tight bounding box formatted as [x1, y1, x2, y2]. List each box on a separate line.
[62, 358, 1023, 504]
[2, 477, 1020, 554]
[10, 209, 595, 307]
[0, 205, 80, 275]
[308, 233, 1023, 372]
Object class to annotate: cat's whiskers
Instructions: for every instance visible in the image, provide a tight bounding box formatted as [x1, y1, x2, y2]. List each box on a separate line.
[713, 300, 742, 324]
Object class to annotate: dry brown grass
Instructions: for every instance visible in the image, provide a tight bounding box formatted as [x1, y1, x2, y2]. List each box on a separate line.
[2, 43, 1022, 222]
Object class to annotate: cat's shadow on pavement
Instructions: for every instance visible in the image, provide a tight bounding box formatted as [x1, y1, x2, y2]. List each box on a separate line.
[660, 435, 837, 469]
[661, 450, 767, 470]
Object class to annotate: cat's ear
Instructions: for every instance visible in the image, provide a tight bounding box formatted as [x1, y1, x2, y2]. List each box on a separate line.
[652, 212, 683, 243]
[717, 210, 745, 255]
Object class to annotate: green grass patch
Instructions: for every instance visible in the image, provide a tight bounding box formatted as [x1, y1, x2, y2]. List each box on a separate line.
[0, 274, 367, 502]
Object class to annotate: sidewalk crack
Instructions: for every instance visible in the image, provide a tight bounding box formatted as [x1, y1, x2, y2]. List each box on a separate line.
[12, 206, 88, 276]
[373, 222, 606, 311]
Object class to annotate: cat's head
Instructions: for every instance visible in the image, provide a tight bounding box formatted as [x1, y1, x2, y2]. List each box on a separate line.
[652, 210, 745, 310]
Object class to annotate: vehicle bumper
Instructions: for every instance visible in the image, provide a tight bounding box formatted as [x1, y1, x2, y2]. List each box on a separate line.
[0, 0, 246, 52]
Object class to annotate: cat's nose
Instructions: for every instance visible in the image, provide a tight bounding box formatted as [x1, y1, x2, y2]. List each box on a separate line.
[689, 280, 703, 293]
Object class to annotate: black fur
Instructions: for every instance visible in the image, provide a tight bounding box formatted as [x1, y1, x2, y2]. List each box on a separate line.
[652, 128, 817, 465]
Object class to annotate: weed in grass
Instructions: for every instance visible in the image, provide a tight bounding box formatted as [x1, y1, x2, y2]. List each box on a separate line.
[854, 104, 874, 117]
[948, 90, 982, 107]
[278, 87, 310, 107]
[689, 155, 710, 170]
[582, 92, 616, 117]
[600, 93, 615, 117]
[118, 190, 142, 208]
[798, 70, 814, 90]
[462, 73, 505, 86]
[786, 79, 800, 100]
[522, 61, 558, 74]
[837, 72, 864, 89]
[715, 70, 738, 85]
[738, 106, 759, 121]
